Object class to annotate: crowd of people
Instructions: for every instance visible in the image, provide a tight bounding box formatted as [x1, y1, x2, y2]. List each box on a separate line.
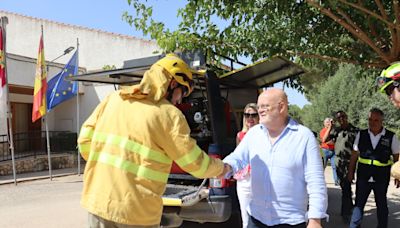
[222, 62, 400, 228]
[315, 108, 399, 228]
[77, 54, 400, 228]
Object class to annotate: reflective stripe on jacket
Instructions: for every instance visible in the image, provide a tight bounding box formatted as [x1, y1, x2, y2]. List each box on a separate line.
[78, 64, 224, 225]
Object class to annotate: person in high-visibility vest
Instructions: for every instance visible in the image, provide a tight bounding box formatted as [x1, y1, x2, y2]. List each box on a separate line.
[78, 54, 225, 228]
[348, 108, 400, 228]
[376, 62, 400, 182]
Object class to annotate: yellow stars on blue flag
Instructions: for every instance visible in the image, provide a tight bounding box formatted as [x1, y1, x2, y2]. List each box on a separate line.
[46, 50, 78, 111]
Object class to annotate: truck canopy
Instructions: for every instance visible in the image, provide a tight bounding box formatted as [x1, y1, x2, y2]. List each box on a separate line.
[219, 56, 305, 88]
[67, 54, 306, 88]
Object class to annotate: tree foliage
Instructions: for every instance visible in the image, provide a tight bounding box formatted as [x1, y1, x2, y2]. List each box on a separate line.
[123, 0, 400, 131]
[289, 104, 304, 124]
[124, 0, 400, 70]
[302, 64, 400, 133]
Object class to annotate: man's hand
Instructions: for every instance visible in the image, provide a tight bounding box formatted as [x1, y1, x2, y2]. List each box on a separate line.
[327, 119, 333, 128]
[347, 172, 354, 183]
[217, 163, 232, 179]
[394, 179, 400, 188]
[307, 219, 322, 228]
[347, 151, 359, 183]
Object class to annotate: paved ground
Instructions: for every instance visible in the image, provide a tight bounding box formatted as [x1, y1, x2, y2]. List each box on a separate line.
[323, 166, 400, 228]
[0, 173, 85, 228]
[0, 166, 399, 228]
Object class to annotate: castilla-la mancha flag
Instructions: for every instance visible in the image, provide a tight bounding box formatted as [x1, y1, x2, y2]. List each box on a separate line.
[32, 34, 47, 122]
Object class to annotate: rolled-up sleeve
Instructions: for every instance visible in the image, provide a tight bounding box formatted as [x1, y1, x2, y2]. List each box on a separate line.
[223, 134, 250, 178]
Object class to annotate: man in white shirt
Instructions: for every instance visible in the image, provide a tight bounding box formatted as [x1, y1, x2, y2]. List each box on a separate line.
[220, 88, 327, 228]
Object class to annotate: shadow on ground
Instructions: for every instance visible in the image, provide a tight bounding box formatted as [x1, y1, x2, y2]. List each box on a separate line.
[323, 185, 400, 228]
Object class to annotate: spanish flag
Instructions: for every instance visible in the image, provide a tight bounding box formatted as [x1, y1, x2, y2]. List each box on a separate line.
[32, 32, 47, 122]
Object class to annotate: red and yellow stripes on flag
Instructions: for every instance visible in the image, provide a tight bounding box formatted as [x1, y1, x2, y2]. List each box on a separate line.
[32, 34, 47, 122]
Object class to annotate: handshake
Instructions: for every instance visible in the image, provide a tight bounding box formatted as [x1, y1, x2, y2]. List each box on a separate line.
[216, 163, 232, 179]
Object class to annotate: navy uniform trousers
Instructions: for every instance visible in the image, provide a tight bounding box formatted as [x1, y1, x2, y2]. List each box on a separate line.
[350, 164, 391, 228]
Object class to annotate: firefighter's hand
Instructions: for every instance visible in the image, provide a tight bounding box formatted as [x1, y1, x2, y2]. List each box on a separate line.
[394, 179, 400, 188]
[217, 163, 232, 179]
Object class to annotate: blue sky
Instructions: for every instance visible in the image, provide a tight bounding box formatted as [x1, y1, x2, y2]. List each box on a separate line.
[1, 0, 309, 107]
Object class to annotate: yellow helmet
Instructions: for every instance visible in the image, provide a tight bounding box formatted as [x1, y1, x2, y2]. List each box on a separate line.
[155, 53, 195, 97]
[377, 62, 400, 95]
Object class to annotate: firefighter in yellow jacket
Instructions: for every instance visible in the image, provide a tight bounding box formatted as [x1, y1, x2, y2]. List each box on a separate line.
[78, 54, 225, 227]
[376, 62, 400, 183]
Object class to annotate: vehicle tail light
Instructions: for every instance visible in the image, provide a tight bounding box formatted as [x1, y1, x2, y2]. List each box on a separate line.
[209, 177, 226, 188]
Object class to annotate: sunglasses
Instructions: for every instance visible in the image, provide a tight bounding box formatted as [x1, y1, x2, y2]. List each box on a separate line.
[244, 113, 258, 118]
[383, 81, 400, 96]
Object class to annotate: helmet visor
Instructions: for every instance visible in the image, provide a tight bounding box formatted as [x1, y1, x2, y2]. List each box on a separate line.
[383, 81, 400, 96]
[376, 76, 394, 92]
[175, 73, 194, 97]
[377, 76, 400, 96]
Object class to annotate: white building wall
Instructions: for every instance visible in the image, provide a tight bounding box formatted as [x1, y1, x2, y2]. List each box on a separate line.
[0, 10, 160, 135]
[2, 10, 159, 69]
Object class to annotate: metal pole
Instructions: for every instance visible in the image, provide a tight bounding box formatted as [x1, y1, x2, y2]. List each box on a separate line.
[76, 38, 81, 175]
[45, 116, 52, 180]
[45, 42, 74, 178]
[41, 27, 52, 181]
[2, 16, 17, 185]
[76, 83, 80, 175]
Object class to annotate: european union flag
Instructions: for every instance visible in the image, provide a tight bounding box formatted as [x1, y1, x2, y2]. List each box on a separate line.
[46, 50, 78, 112]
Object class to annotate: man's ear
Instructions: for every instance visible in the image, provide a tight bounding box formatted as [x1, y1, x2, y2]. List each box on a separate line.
[169, 79, 178, 89]
[279, 102, 287, 113]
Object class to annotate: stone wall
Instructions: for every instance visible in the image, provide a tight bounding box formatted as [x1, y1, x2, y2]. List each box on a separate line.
[0, 153, 77, 176]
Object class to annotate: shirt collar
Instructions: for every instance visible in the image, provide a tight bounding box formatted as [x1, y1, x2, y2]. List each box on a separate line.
[286, 117, 299, 131]
[368, 128, 385, 137]
[259, 117, 298, 131]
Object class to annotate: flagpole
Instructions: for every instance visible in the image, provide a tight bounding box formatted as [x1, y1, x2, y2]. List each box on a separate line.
[46, 45, 76, 178]
[76, 38, 81, 175]
[42, 26, 52, 181]
[45, 116, 52, 180]
[1, 16, 17, 185]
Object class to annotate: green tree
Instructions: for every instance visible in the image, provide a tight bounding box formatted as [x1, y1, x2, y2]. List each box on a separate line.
[124, 0, 400, 69]
[102, 65, 116, 70]
[302, 64, 400, 133]
[288, 104, 304, 124]
[124, 0, 400, 131]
